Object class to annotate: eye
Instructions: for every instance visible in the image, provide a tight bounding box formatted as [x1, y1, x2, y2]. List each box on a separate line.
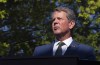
[51, 18, 55, 22]
[57, 17, 62, 20]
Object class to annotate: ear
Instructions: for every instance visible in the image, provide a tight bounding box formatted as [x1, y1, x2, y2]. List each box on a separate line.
[69, 20, 75, 29]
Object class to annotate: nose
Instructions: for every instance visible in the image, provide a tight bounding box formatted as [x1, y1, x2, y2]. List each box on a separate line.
[52, 18, 58, 25]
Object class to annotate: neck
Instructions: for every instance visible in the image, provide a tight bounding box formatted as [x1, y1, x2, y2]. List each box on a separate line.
[55, 32, 71, 41]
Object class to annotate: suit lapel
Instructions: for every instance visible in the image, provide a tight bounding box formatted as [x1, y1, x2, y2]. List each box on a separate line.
[45, 41, 55, 56]
[64, 40, 79, 56]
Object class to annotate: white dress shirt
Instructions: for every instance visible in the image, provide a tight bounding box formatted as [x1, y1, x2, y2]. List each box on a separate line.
[53, 37, 73, 56]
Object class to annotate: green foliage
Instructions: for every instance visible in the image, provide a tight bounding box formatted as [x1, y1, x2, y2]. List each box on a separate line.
[0, 10, 7, 19]
[0, 0, 7, 3]
[0, 0, 100, 60]
[0, 42, 9, 56]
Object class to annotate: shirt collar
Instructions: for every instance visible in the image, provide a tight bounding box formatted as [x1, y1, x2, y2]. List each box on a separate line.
[54, 37, 73, 47]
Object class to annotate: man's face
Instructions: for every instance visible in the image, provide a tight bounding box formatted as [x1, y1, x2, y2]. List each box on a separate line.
[52, 11, 74, 35]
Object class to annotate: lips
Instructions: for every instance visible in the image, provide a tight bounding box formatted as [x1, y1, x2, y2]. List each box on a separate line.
[53, 26, 59, 30]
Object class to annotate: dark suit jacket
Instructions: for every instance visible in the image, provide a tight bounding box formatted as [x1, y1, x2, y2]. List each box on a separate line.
[33, 40, 96, 60]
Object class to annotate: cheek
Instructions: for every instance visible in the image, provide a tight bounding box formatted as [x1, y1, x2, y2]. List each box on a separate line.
[62, 23, 69, 29]
[61, 23, 70, 32]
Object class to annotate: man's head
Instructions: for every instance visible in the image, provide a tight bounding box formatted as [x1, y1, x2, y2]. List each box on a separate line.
[51, 7, 76, 37]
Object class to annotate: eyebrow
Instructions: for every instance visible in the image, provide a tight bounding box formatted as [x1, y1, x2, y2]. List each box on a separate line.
[52, 17, 62, 20]
[53, 17, 65, 21]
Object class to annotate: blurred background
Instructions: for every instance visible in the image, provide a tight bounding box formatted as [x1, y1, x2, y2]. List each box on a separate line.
[0, 0, 100, 60]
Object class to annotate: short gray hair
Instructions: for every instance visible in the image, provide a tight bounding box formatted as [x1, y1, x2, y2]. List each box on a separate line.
[52, 7, 76, 21]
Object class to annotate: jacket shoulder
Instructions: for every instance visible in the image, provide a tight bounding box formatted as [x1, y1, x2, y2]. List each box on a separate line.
[73, 41, 94, 51]
[33, 43, 52, 56]
[35, 43, 51, 50]
[78, 43, 94, 51]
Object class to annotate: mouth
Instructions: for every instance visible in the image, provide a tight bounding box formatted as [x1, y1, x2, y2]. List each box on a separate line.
[53, 26, 59, 30]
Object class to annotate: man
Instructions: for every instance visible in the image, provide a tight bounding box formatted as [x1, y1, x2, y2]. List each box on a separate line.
[33, 7, 96, 60]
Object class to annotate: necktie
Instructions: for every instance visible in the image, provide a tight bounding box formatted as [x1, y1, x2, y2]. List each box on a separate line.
[55, 42, 65, 56]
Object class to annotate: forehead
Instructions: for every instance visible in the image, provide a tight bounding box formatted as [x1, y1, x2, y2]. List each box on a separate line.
[52, 11, 67, 18]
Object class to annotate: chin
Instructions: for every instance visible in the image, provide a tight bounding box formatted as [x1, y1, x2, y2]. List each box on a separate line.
[53, 32, 61, 35]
